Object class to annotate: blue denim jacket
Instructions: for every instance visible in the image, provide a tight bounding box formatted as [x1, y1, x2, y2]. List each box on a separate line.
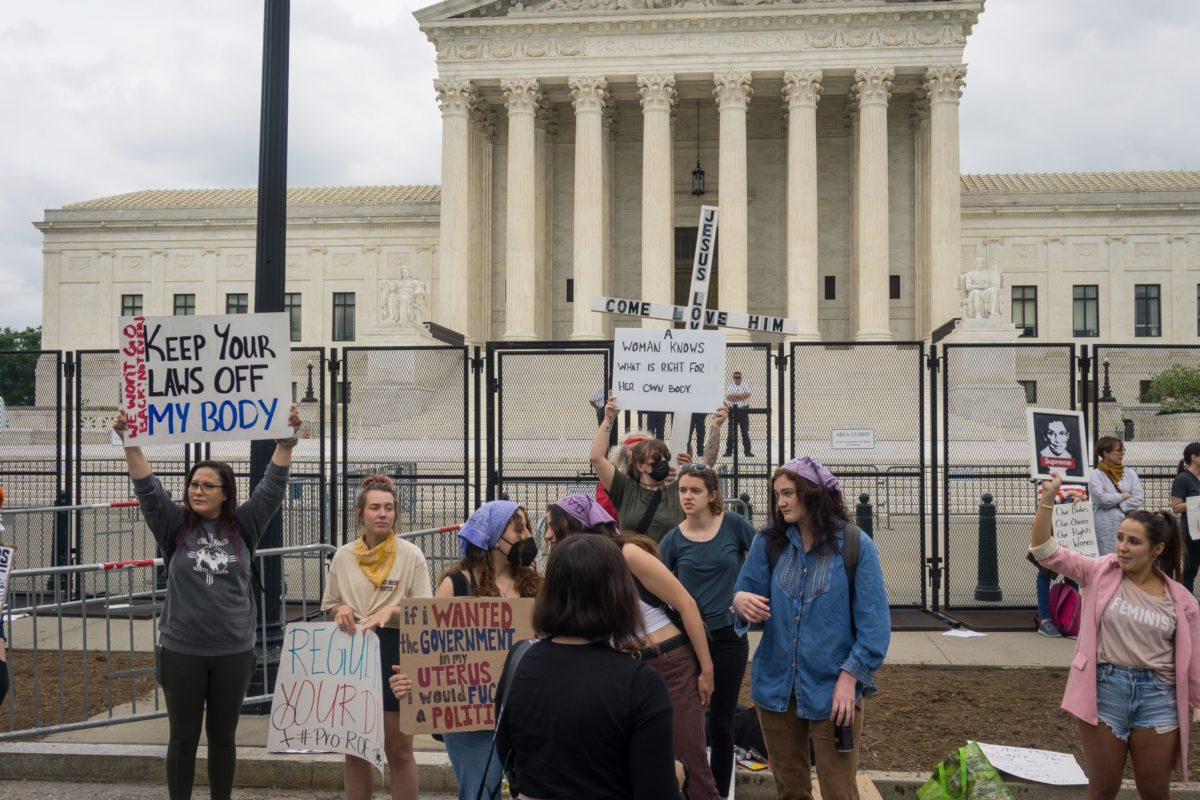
[733, 522, 890, 719]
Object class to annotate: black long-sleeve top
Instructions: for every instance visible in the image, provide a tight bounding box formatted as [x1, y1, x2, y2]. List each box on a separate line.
[495, 639, 679, 800]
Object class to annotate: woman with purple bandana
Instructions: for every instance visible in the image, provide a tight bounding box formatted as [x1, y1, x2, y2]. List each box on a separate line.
[732, 458, 890, 800]
[418, 500, 540, 800]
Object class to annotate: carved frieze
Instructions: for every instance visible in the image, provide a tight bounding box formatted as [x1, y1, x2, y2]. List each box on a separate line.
[528, 0, 886, 12]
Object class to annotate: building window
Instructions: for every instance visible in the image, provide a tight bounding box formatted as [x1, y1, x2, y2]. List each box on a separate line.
[1072, 285, 1099, 338]
[173, 293, 196, 316]
[332, 292, 356, 341]
[1135, 284, 1161, 337]
[824, 276, 836, 301]
[566, 279, 574, 303]
[889, 275, 901, 300]
[121, 294, 143, 317]
[1139, 380, 1153, 403]
[1011, 286, 1037, 337]
[1018, 380, 1038, 404]
[285, 293, 302, 342]
[225, 293, 248, 314]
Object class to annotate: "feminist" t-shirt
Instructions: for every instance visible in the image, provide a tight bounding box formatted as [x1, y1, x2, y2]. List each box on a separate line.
[1097, 577, 1176, 683]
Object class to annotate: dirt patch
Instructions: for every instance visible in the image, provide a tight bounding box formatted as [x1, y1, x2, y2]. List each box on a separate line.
[2, 648, 158, 735]
[741, 665, 1200, 781]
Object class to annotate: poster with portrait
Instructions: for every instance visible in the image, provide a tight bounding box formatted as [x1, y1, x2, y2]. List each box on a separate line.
[1026, 408, 1089, 484]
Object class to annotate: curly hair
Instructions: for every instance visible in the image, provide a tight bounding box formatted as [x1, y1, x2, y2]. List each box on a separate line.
[443, 508, 541, 597]
[765, 466, 849, 559]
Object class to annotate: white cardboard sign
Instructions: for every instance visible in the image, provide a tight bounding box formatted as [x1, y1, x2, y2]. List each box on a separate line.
[267, 622, 386, 776]
[1051, 500, 1100, 559]
[684, 206, 719, 330]
[592, 296, 800, 335]
[0, 545, 14, 614]
[1187, 496, 1200, 541]
[974, 742, 1088, 786]
[118, 313, 293, 445]
[612, 328, 726, 414]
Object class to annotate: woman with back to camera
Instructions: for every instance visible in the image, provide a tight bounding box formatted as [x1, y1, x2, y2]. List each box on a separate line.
[494, 533, 680, 800]
[1031, 472, 1200, 800]
[1172, 442, 1200, 591]
[323, 473, 432, 800]
[543, 491, 719, 800]
[1089, 436, 1144, 557]
[732, 457, 890, 800]
[660, 463, 756, 800]
[112, 404, 300, 800]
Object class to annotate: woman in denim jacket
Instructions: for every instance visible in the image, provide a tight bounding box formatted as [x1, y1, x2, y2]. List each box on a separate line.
[732, 457, 890, 800]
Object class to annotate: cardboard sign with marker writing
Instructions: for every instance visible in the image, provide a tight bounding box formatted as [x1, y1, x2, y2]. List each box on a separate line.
[1051, 500, 1100, 558]
[612, 328, 726, 414]
[118, 313, 293, 445]
[267, 622, 386, 775]
[0, 544, 14, 614]
[397, 597, 535, 735]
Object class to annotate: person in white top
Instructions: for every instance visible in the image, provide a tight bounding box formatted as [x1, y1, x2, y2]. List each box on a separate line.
[589, 385, 607, 426]
[723, 372, 753, 458]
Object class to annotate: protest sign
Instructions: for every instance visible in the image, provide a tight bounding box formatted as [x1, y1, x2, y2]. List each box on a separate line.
[267, 622, 385, 775]
[1051, 500, 1100, 558]
[974, 742, 1087, 785]
[118, 313, 292, 445]
[1025, 408, 1089, 484]
[1187, 496, 1200, 541]
[0, 544, 14, 614]
[612, 328, 726, 415]
[397, 597, 535, 735]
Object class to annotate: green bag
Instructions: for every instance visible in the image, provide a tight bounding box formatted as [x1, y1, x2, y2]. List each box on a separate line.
[916, 742, 1015, 800]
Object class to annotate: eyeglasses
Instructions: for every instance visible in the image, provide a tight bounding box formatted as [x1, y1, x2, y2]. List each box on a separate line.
[679, 463, 711, 474]
[187, 481, 224, 494]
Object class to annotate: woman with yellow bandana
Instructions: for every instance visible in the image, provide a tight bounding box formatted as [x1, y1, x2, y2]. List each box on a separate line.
[1089, 436, 1144, 556]
[322, 474, 432, 800]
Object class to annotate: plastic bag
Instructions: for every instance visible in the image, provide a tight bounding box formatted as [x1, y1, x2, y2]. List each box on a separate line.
[917, 742, 1016, 800]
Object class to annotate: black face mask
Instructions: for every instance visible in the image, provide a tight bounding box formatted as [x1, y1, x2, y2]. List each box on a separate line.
[649, 459, 671, 482]
[506, 537, 539, 569]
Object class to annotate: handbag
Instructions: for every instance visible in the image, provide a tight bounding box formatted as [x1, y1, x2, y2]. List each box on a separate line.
[916, 742, 1015, 800]
[1049, 580, 1081, 638]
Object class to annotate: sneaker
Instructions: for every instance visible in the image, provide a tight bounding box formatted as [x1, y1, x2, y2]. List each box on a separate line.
[1036, 618, 1062, 638]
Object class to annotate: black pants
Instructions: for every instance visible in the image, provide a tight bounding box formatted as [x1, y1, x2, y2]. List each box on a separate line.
[706, 626, 749, 797]
[0, 658, 8, 707]
[1185, 537, 1200, 592]
[725, 407, 751, 455]
[641, 412, 667, 441]
[157, 646, 257, 800]
[688, 414, 707, 453]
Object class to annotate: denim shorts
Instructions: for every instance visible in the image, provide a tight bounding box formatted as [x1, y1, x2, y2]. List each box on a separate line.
[1095, 663, 1178, 741]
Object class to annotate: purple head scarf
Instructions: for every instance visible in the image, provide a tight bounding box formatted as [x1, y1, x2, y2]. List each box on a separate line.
[780, 456, 841, 497]
[552, 493, 616, 531]
[458, 500, 521, 557]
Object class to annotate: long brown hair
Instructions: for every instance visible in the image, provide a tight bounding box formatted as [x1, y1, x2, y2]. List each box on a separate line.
[178, 460, 243, 556]
[443, 508, 541, 597]
[766, 466, 849, 559]
[1126, 509, 1185, 582]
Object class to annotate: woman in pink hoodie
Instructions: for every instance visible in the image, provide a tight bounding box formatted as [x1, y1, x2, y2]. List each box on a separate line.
[1031, 472, 1200, 799]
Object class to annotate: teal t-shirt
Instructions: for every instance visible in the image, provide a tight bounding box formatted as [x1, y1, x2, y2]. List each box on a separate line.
[660, 512, 757, 630]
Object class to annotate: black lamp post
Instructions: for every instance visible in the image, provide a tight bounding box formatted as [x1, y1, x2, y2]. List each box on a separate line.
[302, 360, 316, 402]
[691, 99, 705, 197]
[1099, 357, 1115, 403]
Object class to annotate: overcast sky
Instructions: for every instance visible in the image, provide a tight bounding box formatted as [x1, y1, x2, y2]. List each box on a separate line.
[0, 0, 1196, 331]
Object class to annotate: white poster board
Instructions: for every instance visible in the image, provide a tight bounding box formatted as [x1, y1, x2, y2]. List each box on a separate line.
[0, 544, 14, 614]
[684, 206, 718, 330]
[118, 313, 293, 445]
[974, 742, 1088, 785]
[1187, 496, 1200, 541]
[1051, 500, 1100, 558]
[612, 328, 726, 414]
[267, 622, 386, 775]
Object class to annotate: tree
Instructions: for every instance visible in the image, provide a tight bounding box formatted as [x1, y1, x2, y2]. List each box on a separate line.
[0, 326, 43, 407]
[1144, 364, 1200, 415]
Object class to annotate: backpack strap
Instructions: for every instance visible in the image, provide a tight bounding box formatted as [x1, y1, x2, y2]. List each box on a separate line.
[843, 523, 861, 640]
[485, 637, 539, 800]
[633, 489, 663, 535]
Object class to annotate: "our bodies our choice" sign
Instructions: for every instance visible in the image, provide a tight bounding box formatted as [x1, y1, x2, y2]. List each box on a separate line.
[119, 313, 293, 445]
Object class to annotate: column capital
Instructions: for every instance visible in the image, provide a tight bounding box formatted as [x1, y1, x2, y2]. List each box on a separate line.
[637, 73, 677, 113]
[501, 78, 542, 115]
[782, 69, 822, 109]
[909, 87, 930, 132]
[852, 67, 894, 107]
[568, 76, 609, 113]
[536, 97, 559, 137]
[603, 99, 621, 135]
[434, 79, 476, 117]
[470, 98, 496, 142]
[713, 72, 753, 111]
[923, 65, 967, 104]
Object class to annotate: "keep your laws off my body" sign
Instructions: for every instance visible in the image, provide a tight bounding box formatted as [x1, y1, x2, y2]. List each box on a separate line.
[119, 313, 293, 445]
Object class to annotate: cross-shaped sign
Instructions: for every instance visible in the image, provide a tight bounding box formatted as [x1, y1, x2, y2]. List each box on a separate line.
[595, 206, 803, 462]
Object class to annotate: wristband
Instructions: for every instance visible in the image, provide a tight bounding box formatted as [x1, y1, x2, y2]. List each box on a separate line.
[1039, 503, 1055, 510]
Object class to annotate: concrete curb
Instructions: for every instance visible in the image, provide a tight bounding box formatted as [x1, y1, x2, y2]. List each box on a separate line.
[4, 743, 1200, 799]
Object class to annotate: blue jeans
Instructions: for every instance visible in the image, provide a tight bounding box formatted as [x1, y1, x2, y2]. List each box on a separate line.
[1096, 663, 1178, 741]
[443, 729, 503, 800]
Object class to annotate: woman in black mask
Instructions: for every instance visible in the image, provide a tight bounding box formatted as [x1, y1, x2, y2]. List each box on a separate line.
[428, 501, 541, 800]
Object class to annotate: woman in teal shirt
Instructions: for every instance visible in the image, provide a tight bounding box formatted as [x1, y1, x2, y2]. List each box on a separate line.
[660, 463, 755, 800]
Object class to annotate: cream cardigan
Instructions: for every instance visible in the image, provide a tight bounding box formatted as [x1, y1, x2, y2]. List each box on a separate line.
[321, 536, 433, 627]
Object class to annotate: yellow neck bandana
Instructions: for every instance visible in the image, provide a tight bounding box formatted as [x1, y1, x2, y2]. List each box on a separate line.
[352, 532, 397, 589]
[1098, 459, 1124, 487]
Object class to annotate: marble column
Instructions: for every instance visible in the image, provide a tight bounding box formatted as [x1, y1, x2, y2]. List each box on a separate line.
[910, 90, 931, 338]
[852, 67, 894, 341]
[501, 78, 541, 340]
[782, 70, 822, 341]
[434, 79, 475, 339]
[713, 72, 753, 343]
[468, 100, 494, 343]
[569, 76, 609, 340]
[535, 98, 557, 339]
[602, 100, 619, 336]
[925, 65, 967, 334]
[637, 74, 677, 330]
